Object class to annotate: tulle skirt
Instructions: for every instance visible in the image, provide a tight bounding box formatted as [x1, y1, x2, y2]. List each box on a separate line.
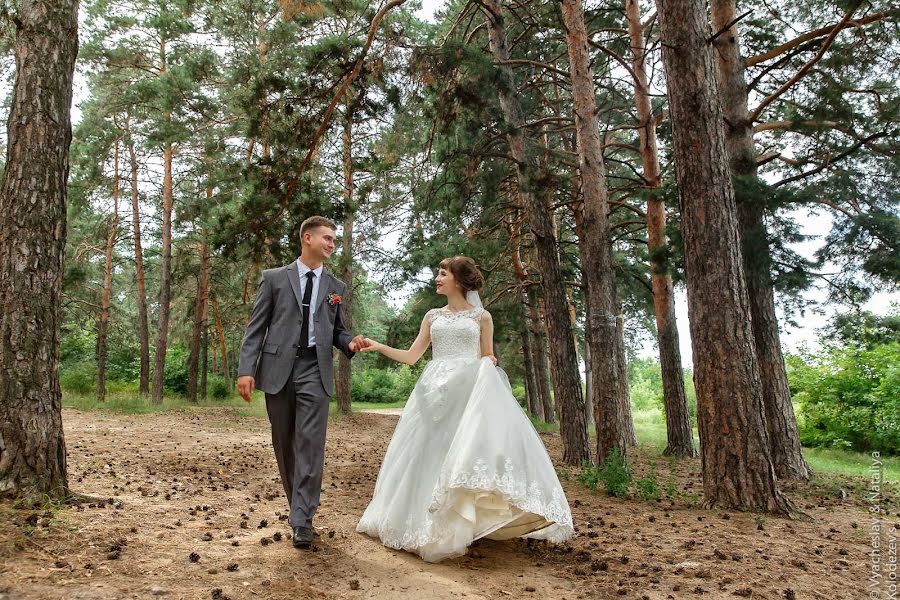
[356, 356, 574, 562]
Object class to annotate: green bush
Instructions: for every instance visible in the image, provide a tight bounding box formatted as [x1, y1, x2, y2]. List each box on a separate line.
[511, 384, 526, 407]
[162, 343, 189, 396]
[789, 342, 899, 454]
[61, 361, 96, 395]
[208, 375, 230, 400]
[628, 358, 697, 421]
[578, 448, 631, 497]
[60, 324, 96, 364]
[351, 367, 414, 404]
[105, 340, 142, 382]
[635, 469, 660, 502]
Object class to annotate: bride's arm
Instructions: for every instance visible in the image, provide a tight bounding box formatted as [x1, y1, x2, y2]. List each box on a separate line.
[479, 310, 498, 365]
[361, 312, 432, 365]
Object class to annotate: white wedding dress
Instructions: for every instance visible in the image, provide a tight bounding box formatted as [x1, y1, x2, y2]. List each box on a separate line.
[356, 306, 574, 562]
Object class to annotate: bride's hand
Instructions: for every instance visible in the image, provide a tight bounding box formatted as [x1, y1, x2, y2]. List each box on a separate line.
[359, 337, 383, 352]
[484, 355, 498, 366]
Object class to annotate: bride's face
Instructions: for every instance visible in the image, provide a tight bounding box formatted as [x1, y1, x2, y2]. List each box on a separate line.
[434, 267, 459, 297]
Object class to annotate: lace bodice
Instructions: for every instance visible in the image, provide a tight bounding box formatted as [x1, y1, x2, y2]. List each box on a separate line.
[428, 307, 483, 361]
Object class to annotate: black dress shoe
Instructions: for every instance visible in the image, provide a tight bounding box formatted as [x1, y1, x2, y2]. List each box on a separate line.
[292, 526, 314, 549]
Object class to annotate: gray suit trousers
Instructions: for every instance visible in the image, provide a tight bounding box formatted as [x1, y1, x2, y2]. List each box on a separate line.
[265, 353, 330, 528]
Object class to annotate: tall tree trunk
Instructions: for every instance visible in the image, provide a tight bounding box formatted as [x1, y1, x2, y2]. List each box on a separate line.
[520, 316, 540, 417]
[625, 0, 695, 457]
[210, 324, 217, 380]
[97, 141, 120, 403]
[187, 233, 210, 403]
[0, 0, 78, 501]
[150, 140, 174, 404]
[508, 220, 541, 418]
[530, 288, 555, 424]
[560, 0, 628, 465]
[710, 0, 811, 480]
[200, 311, 209, 400]
[150, 38, 173, 405]
[614, 310, 637, 446]
[483, 0, 589, 463]
[125, 126, 150, 396]
[655, 0, 796, 514]
[583, 338, 593, 426]
[212, 297, 230, 390]
[336, 108, 355, 415]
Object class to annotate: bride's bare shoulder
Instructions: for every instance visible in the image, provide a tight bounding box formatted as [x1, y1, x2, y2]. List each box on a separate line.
[479, 308, 492, 322]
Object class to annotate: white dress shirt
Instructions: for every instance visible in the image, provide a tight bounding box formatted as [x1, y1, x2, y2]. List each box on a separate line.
[297, 259, 324, 347]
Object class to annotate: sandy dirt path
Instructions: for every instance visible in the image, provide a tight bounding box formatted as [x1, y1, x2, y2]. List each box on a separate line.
[0, 407, 883, 599]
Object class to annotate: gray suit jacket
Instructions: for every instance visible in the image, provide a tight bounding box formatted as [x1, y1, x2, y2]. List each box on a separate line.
[237, 261, 355, 396]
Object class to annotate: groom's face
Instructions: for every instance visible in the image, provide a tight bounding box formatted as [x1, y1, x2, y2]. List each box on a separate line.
[303, 226, 337, 260]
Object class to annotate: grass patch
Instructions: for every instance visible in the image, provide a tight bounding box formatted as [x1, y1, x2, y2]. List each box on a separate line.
[804, 446, 900, 481]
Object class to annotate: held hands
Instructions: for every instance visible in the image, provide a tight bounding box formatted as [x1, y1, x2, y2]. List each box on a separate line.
[358, 337, 384, 352]
[237, 375, 255, 403]
[349, 335, 371, 353]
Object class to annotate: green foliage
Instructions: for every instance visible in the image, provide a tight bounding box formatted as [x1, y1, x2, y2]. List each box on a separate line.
[635, 470, 660, 503]
[162, 343, 190, 396]
[627, 358, 696, 422]
[828, 308, 900, 349]
[350, 366, 416, 404]
[579, 448, 631, 497]
[60, 324, 97, 364]
[511, 384, 526, 407]
[208, 375, 229, 401]
[788, 341, 900, 454]
[60, 361, 97, 395]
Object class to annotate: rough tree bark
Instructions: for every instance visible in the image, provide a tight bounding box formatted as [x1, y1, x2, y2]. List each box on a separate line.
[654, 0, 797, 514]
[212, 298, 230, 389]
[150, 38, 174, 405]
[200, 312, 209, 400]
[483, 0, 588, 462]
[124, 124, 150, 396]
[530, 289, 555, 424]
[187, 228, 210, 403]
[560, 0, 630, 465]
[508, 221, 541, 418]
[710, 0, 811, 480]
[97, 141, 119, 403]
[625, 0, 695, 457]
[336, 107, 355, 415]
[0, 0, 79, 501]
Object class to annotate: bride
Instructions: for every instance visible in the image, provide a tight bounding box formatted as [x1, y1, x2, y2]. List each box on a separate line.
[355, 256, 574, 562]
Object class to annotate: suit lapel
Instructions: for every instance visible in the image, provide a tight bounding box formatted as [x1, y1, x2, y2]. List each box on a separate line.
[315, 268, 332, 317]
[286, 261, 304, 313]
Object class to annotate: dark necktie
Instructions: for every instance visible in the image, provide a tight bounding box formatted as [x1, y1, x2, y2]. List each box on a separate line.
[300, 270, 314, 349]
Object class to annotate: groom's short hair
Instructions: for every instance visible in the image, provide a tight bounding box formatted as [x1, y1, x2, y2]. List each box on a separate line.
[300, 216, 337, 241]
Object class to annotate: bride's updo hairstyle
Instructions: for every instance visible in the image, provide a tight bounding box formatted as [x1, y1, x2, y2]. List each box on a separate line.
[438, 256, 484, 293]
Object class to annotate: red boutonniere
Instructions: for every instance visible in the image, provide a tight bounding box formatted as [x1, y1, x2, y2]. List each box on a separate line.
[327, 293, 342, 306]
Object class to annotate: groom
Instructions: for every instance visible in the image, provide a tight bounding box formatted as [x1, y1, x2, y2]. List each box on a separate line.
[237, 215, 367, 549]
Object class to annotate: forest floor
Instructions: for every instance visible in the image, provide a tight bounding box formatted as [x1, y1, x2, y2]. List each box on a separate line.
[0, 407, 893, 600]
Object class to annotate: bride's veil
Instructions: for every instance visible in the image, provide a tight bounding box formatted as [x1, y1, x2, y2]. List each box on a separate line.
[465, 289, 483, 308]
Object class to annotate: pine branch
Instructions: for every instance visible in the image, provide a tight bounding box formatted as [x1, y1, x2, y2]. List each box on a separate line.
[745, 9, 897, 67]
[754, 120, 839, 133]
[749, 2, 862, 123]
[773, 131, 887, 188]
[267, 0, 411, 227]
